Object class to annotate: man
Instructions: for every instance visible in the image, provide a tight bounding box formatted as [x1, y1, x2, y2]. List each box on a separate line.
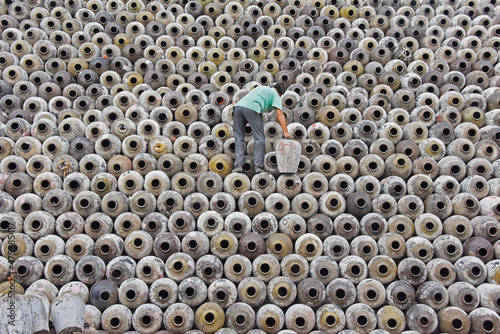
[232, 83, 292, 173]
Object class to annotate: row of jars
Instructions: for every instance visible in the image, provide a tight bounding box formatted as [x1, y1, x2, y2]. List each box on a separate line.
[5, 250, 500, 334]
[5, 290, 500, 334]
[5, 230, 500, 284]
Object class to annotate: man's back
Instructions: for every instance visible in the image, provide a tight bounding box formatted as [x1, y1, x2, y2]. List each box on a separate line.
[235, 86, 283, 114]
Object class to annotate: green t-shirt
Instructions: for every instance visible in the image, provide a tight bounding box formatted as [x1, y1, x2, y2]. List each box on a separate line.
[235, 86, 282, 114]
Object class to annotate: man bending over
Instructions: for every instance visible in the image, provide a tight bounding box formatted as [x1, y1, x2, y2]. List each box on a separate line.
[232, 83, 292, 173]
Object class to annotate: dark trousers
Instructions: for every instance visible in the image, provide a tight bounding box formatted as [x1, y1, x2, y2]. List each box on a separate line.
[233, 106, 265, 168]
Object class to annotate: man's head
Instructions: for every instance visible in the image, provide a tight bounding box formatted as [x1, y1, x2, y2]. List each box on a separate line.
[271, 82, 286, 96]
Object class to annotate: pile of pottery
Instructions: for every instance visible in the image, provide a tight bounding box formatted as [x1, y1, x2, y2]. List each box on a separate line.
[0, 0, 499, 333]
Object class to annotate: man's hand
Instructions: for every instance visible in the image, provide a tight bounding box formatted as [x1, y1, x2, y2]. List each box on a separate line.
[284, 132, 292, 138]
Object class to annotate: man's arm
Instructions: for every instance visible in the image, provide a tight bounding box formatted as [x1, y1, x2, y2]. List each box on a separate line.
[276, 108, 292, 138]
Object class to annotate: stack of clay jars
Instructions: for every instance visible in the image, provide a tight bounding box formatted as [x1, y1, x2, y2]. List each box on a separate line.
[0, 0, 499, 333]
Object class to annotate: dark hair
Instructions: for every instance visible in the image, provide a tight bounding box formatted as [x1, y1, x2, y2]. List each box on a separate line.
[271, 82, 286, 95]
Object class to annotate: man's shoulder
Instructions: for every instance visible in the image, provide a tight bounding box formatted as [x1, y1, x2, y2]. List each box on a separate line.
[257, 85, 277, 97]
